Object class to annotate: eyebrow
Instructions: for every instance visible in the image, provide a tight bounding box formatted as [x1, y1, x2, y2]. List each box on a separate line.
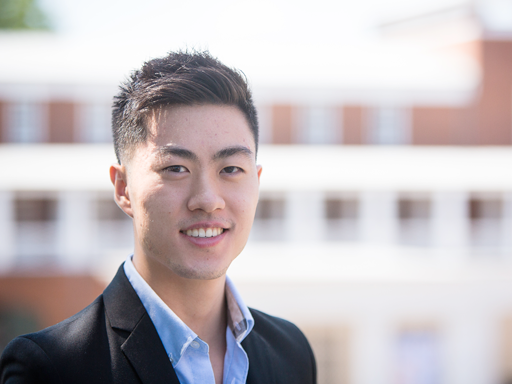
[157, 146, 199, 161]
[212, 146, 254, 161]
[156, 145, 254, 162]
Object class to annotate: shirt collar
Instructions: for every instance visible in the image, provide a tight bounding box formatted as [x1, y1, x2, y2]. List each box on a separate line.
[123, 255, 254, 366]
[225, 274, 254, 342]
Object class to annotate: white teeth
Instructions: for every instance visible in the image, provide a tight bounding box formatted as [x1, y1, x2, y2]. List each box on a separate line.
[184, 227, 225, 238]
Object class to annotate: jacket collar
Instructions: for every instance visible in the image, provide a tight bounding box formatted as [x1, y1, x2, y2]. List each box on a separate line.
[103, 264, 180, 384]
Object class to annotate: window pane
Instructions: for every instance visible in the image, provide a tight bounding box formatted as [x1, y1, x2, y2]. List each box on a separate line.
[6, 102, 45, 143]
[469, 198, 503, 249]
[15, 198, 56, 222]
[399, 199, 430, 220]
[394, 328, 442, 384]
[367, 107, 409, 145]
[96, 199, 129, 221]
[325, 199, 358, 220]
[78, 104, 112, 143]
[255, 198, 285, 220]
[469, 199, 502, 220]
[251, 197, 286, 241]
[398, 199, 431, 247]
[298, 106, 339, 144]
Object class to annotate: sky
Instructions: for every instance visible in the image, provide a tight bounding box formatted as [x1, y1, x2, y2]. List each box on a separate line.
[27, 0, 470, 88]
[38, 0, 469, 47]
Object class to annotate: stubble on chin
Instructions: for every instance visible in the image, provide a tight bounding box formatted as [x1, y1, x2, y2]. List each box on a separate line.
[168, 261, 230, 281]
[141, 235, 231, 281]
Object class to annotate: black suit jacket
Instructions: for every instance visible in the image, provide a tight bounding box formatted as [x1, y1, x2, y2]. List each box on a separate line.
[0, 265, 316, 384]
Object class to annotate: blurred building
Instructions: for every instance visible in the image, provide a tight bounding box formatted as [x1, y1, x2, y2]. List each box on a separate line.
[1, 1, 512, 383]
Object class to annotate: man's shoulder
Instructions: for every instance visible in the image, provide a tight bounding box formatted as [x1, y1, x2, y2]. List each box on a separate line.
[248, 307, 308, 342]
[21, 294, 105, 349]
[0, 295, 109, 384]
[244, 308, 317, 384]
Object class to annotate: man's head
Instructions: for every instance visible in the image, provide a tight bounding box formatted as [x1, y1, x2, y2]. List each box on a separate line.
[112, 50, 259, 164]
[109, 51, 262, 283]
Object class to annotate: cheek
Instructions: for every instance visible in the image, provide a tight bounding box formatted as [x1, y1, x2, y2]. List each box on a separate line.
[139, 185, 186, 226]
[231, 185, 259, 222]
[133, 186, 165, 224]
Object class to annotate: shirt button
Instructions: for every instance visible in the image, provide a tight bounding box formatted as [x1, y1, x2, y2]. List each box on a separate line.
[190, 341, 200, 349]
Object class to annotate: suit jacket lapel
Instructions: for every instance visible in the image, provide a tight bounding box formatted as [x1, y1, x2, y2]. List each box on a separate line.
[103, 265, 181, 384]
[243, 330, 276, 384]
[121, 312, 180, 384]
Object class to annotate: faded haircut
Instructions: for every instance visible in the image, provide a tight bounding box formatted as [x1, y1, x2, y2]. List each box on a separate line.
[112, 50, 258, 164]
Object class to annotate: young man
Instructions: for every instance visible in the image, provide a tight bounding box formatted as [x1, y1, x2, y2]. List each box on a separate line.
[0, 51, 316, 383]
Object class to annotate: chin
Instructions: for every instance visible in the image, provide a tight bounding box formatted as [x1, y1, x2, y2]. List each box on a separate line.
[169, 262, 229, 281]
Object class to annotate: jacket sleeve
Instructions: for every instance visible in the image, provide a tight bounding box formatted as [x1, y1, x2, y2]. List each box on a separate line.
[0, 336, 62, 384]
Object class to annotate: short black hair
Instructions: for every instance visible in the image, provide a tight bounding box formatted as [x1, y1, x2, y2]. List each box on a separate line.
[112, 50, 258, 163]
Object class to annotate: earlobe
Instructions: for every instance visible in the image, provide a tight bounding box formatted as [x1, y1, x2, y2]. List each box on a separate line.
[109, 164, 133, 218]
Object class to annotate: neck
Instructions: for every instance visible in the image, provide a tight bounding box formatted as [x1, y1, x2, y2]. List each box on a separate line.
[132, 253, 228, 345]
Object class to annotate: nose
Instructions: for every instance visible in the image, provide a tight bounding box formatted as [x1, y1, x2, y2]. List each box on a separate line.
[187, 175, 225, 213]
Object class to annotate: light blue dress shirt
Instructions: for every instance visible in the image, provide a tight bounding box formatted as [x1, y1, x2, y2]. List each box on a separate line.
[124, 256, 254, 384]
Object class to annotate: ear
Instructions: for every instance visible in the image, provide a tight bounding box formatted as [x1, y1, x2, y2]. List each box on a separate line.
[256, 165, 262, 185]
[109, 163, 133, 218]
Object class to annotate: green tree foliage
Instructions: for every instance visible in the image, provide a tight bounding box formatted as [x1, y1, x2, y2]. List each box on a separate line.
[0, 0, 51, 30]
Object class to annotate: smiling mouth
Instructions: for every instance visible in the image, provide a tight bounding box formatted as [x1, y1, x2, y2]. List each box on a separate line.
[182, 228, 225, 238]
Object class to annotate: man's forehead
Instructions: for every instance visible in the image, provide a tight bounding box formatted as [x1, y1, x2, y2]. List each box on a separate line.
[147, 104, 247, 130]
[145, 104, 256, 152]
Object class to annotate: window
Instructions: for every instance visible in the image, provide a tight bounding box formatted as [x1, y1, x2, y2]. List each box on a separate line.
[14, 195, 58, 267]
[325, 198, 358, 220]
[469, 198, 501, 220]
[78, 103, 112, 143]
[6, 102, 46, 143]
[297, 106, 339, 144]
[96, 198, 129, 221]
[394, 326, 442, 384]
[324, 197, 359, 241]
[255, 198, 285, 220]
[398, 197, 431, 247]
[250, 196, 286, 241]
[367, 107, 410, 145]
[15, 198, 56, 222]
[399, 199, 430, 220]
[93, 196, 133, 252]
[469, 196, 503, 249]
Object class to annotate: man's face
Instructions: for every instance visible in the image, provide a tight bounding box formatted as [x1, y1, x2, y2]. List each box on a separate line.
[113, 104, 261, 281]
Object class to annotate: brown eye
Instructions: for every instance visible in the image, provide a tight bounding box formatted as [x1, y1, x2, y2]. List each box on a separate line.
[221, 166, 241, 174]
[166, 165, 188, 173]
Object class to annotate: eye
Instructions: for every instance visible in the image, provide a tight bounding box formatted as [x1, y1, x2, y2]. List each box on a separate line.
[221, 166, 243, 174]
[165, 165, 188, 173]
